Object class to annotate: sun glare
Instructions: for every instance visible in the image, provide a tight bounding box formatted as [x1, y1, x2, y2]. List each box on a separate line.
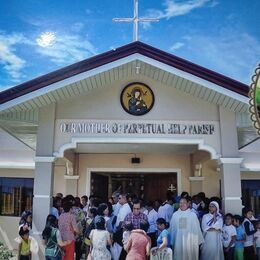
[36, 32, 56, 47]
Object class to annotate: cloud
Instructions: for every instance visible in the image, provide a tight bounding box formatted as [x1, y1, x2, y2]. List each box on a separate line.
[35, 33, 97, 65]
[0, 33, 30, 82]
[174, 30, 260, 84]
[146, 0, 213, 20]
[170, 42, 185, 51]
[71, 22, 85, 32]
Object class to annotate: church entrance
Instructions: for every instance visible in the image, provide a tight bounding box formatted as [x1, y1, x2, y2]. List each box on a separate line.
[90, 171, 178, 202]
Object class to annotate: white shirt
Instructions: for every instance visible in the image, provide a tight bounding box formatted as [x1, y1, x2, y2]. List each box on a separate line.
[222, 224, 237, 248]
[243, 218, 255, 247]
[116, 203, 131, 227]
[112, 202, 121, 216]
[147, 209, 158, 233]
[158, 203, 174, 222]
[254, 230, 260, 248]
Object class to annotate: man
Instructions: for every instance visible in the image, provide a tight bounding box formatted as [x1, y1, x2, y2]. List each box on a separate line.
[112, 191, 121, 217]
[81, 195, 88, 214]
[146, 201, 158, 247]
[124, 199, 148, 229]
[158, 194, 175, 222]
[115, 193, 132, 228]
[113, 193, 132, 260]
[169, 196, 204, 260]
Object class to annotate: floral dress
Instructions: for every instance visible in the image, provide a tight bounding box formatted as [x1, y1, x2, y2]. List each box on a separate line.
[89, 229, 111, 260]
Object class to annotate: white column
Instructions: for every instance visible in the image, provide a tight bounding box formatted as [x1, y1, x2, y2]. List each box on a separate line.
[218, 106, 243, 214]
[218, 158, 243, 214]
[32, 104, 56, 234]
[33, 157, 55, 232]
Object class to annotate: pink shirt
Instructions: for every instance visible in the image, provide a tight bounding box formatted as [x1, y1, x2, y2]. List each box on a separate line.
[58, 212, 77, 241]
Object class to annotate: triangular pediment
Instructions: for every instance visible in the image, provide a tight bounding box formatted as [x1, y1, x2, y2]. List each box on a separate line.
[0, 41, 251, 149]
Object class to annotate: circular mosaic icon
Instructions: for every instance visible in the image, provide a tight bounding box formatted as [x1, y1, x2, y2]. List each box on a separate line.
[249, 64, 260, 135]
[120, 82, 154, 116]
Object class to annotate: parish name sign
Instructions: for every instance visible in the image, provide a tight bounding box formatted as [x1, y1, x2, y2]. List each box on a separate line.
[59, 120, 216, 136]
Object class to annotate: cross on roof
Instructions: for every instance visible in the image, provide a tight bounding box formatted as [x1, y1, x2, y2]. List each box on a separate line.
[113, 0, 159, 42]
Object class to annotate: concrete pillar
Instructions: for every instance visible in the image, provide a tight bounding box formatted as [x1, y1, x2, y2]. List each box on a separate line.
[33, 104, 56, 234]
[219, 158, 243, 214]
[218, 106, 243, 214]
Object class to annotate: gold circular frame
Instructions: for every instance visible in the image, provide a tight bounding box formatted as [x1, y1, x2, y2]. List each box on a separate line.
[249, 64, 260, 135]
[120, 82, 154, 116]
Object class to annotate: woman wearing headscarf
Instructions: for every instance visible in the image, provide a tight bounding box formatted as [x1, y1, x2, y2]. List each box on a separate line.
[200, 201, 224, 260]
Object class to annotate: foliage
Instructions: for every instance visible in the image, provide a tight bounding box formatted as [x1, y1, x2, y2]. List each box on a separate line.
[0, 242, 13, 260]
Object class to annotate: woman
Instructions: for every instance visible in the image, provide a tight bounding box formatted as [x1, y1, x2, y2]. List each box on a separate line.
[200, 201, 224, 260]
[150, 218, 172, 260]
[126, 220, 151, 260]
[96, 203, 110, 222]
[89, 216, 112, 260]
[73, 197, 85, 260]
[155, 218, 171, 252]
[42, 215, 71, 260]
[58, 200, 79, 260]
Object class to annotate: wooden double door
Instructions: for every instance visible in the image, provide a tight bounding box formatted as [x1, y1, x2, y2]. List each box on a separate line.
[91, 172, 177, 202]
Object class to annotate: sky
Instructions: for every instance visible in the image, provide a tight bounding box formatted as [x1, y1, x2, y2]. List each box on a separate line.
[0, 0, 259, 92]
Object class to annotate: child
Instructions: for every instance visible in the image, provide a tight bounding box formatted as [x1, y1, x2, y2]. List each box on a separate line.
[243, 208, 257, 260]
[254, 220, 260, 260]
[243, 208, 256, 260]
[84, 207, 97, 258]
[233, 215, 246, 260]
[122, 221, 133, 250]
[18, 227, 31, 260]
[222, 213, 237, 260]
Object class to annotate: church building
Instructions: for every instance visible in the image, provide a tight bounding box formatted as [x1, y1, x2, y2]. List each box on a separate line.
[0, 41, 259, 248]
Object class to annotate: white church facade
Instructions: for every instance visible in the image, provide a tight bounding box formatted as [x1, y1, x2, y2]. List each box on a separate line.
[0, 41, 259, 249]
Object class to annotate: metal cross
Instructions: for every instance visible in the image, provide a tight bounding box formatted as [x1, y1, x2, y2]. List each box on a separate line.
[168, 184, 176, 192]
[113, 0, 159, 41]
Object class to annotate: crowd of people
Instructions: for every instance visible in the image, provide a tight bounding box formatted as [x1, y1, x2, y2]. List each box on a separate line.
[16, 191, 260, 260]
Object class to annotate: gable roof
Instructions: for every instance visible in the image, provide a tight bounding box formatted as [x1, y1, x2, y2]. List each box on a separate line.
[0, 41, 249, 105]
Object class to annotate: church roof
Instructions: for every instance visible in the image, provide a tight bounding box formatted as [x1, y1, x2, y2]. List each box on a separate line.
[0, 41, 249, 105]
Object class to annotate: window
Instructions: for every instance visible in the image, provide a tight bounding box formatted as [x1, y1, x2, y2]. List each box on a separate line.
[242, 180, 260, 216]
[0, 178, 34, 216]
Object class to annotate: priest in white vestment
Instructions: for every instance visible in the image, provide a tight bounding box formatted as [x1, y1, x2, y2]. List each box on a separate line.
[169, 196, 204, 260]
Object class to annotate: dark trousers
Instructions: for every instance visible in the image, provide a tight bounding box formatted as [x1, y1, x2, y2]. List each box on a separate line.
[75, 240, 83, 260]
[19, 255, 30, 260]
[244, 246, 257, 260]
[119, 249, 127, 260]
[148, 232, 157, 248]
[224, 247, 234, 260]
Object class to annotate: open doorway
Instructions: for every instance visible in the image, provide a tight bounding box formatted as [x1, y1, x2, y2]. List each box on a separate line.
[90, 171, 178, 202]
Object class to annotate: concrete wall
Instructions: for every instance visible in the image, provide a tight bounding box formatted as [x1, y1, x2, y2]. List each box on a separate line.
[55, 76, 219, 121]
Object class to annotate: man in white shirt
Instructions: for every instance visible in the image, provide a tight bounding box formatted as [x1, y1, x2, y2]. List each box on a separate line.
[146, 201, 158, 247]
[115, 194, 132, 228]
[113, 193, 132, 260]
[112, 192, 121, 217]
[158, 195, 174, 222]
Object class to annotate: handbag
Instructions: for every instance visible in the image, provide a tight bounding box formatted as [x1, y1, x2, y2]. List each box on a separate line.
[45, 228, 65, 257]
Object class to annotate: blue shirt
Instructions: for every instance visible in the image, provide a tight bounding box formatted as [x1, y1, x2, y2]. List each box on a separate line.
[157, 229, 171, 248]
[235, 225, 245, 249]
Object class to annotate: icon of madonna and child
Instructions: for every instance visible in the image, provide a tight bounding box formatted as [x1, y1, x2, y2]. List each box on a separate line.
[121, 83, 154, 116]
